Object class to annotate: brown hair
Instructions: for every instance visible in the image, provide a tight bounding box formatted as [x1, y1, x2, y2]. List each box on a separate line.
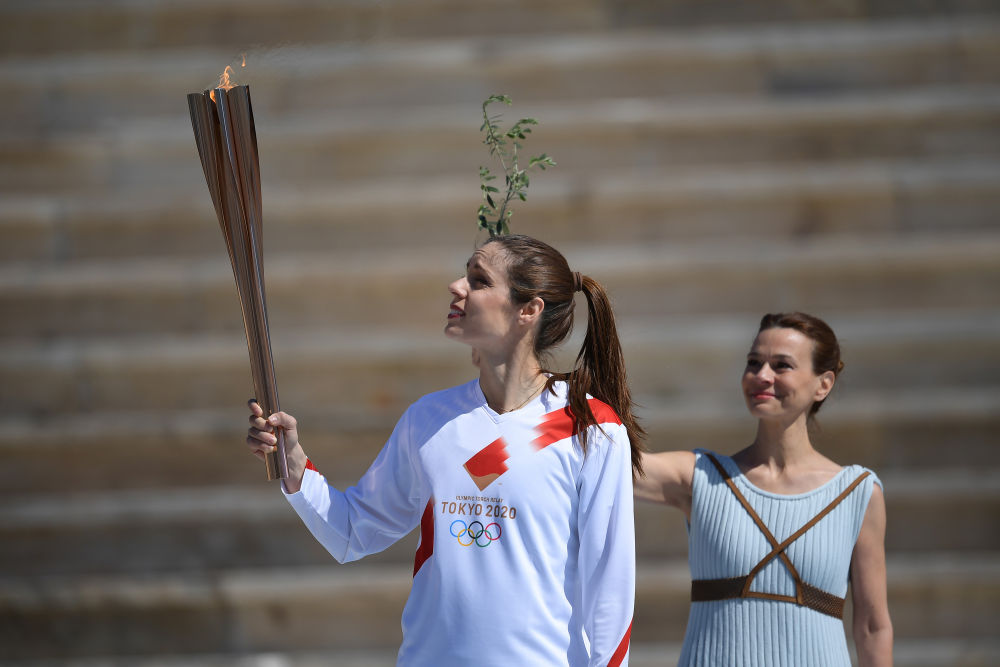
[484, 234, 646, 476]
[757, 312, 844, 417]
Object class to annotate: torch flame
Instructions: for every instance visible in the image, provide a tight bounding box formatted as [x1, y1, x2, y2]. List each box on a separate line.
[215, 54, 247, 91]
[210, 54, 247, 100]
[218, 65, 237, 90]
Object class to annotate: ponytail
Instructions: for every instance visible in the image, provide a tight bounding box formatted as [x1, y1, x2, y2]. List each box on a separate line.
[558, 275, 646, 477]
[484, 234, 646, 477]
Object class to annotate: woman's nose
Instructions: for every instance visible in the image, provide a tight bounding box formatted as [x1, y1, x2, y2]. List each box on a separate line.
[448, 276, 467, 296]
[756, 364, 774, 382]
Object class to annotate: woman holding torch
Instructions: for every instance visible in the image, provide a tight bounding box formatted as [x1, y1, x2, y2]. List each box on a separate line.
[247, 234, 643, 666]
[635, 312, 893, 666]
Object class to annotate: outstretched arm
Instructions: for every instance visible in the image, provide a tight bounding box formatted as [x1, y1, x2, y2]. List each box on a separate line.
[634, 450, 696, 519]
[850, 483, 893, 666]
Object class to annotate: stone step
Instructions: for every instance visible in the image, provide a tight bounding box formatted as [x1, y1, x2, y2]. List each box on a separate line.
[623, 308, 1000, 405]
[1, 469, 995, 577]
[4, 640, 1000, 667]
[1, 555, 996, 660]
[0, 300, 1000, 418]
[2, 383, 998, 497]
[2, 1, 996, 57]
[3, 19, 997, 135]
[5, 86, 1000, 195]
[3, 158, 998, 264]
[3, 301, 999, 416]
[1, 231, 997, 340]
[616, 0, 1000, 28]
[0, 487, 420, 578]
[0, 0, 603, 57]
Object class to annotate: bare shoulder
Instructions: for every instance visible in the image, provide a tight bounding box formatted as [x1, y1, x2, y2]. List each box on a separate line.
[863, 481, 886, 521]
[636, 450, 696, 509]
[643, 449, 697, 485]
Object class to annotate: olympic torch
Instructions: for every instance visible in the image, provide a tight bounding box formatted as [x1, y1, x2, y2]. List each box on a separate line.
[187, 67, 287, 480]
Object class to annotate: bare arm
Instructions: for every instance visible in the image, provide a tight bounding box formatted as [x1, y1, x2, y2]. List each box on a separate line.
[850, 483, 893, 666]
[634, 450, 696, 520]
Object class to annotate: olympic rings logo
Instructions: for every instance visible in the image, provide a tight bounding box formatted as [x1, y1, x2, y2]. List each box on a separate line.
[450, 519, 502, 548]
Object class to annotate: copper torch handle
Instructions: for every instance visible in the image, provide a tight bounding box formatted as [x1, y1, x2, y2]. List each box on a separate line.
[264, 426, 285, 481]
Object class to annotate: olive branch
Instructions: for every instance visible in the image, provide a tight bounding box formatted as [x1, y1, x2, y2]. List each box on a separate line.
[477, 94, 556, 237]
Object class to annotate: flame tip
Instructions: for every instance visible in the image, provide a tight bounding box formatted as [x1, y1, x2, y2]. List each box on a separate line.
[218, 64, 237, 90]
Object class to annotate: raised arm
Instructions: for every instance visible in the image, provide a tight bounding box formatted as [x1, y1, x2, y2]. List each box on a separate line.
[634, 450, 697, 519]
[248, 399, 427, 563]
[850, 483, 893, 666]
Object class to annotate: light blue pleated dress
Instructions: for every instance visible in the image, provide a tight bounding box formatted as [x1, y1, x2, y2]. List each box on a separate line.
[679, 449, 881, 667]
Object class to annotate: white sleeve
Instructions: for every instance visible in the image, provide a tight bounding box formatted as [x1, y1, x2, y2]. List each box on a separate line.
[282, 407, 428, 564]
[577, 423, 635, 666]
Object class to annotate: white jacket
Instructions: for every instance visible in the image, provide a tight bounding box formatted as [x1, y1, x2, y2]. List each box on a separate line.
[284, 379, 635, 666]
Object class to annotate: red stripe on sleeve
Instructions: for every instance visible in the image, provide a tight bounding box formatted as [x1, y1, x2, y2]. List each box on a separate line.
[532, 398, 623, 450]
[412, 499, 435, 577]
[305, 459, 318, 473]
[608, 620, 632, 667]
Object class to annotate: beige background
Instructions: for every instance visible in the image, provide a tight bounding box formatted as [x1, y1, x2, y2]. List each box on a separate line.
[1, 0, 998, 664]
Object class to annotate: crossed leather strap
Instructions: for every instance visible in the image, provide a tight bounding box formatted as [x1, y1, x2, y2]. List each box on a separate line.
[690, 453, 870, 619]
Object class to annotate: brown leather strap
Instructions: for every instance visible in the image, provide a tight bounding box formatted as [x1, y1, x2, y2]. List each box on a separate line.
[691, 576, 847, 619]
[744, 468, 871, 594]
[704, 454, 803, 597]
[697, 452, 870, 619]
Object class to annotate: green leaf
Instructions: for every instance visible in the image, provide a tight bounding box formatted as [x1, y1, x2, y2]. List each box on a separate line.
[475, 94, 553, 237]
[484, 94, 512, 107]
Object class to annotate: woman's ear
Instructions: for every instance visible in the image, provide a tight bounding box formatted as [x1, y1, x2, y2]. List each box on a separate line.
[518, 296, 545, 326]
[814, 370, 836, 403]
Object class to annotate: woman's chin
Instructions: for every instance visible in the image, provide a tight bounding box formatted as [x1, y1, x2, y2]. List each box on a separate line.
[443, 325, 472, 345]
[746, 403, 779, 419]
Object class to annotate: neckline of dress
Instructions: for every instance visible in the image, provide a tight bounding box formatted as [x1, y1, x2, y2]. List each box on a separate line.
[709, 450, 851, 500]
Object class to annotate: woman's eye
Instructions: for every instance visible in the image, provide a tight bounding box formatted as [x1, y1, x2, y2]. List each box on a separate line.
[469, 272, 492, 287]
[746, 359, 761, 370]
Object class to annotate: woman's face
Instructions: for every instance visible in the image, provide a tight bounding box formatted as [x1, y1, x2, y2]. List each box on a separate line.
[444, 244, 523, 351]
[741, 327, 833, 422]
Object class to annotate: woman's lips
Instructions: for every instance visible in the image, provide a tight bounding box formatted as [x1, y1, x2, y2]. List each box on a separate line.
[448, 308, 464, 319]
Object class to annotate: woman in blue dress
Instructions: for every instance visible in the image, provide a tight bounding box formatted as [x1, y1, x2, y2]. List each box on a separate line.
[636, 312, 893, 666]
